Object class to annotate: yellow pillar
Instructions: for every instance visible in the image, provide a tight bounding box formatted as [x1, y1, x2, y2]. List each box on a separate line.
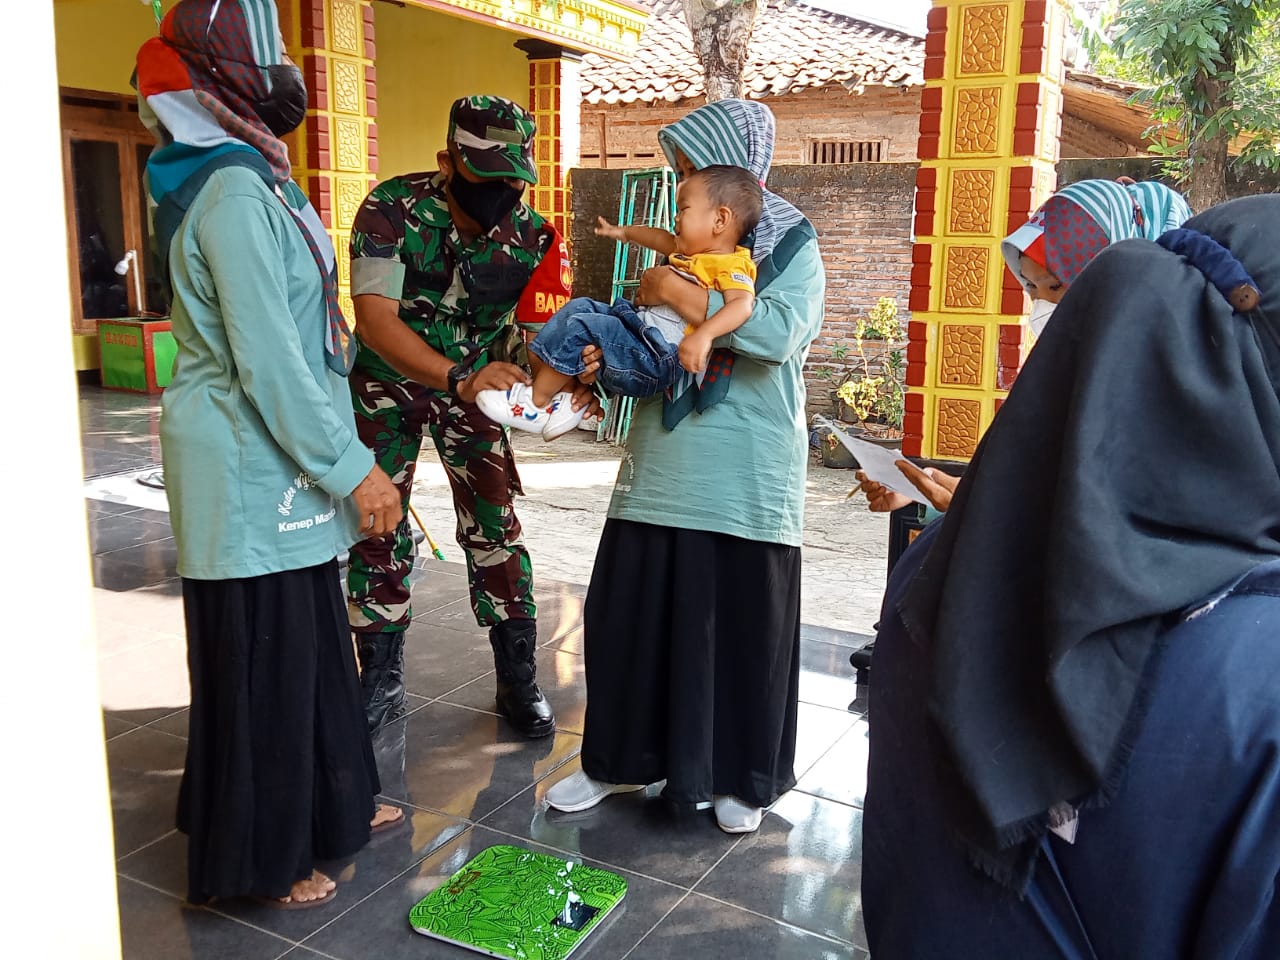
[283, 0, 378, 324]
[518, 40, 583, 238]
[904, 0, 1070, 460]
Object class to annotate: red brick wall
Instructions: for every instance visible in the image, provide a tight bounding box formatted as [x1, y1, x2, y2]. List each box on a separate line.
[581, 86, 923, 168]
[768, 163, 917, 412]
[570, 163, 917, 417]
[1060, 113, 1136, 159]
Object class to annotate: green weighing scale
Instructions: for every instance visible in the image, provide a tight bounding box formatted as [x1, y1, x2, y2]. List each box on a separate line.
[409, 845, 627, 959]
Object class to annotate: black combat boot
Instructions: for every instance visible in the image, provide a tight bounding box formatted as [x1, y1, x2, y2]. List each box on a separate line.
[357, 631, 406, 734]
[489, 619, 555, 738]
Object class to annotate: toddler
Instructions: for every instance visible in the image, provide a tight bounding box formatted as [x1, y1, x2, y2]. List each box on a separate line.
[477, 165, 763, 439]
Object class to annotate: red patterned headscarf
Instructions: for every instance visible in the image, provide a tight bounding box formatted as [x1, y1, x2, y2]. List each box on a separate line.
[136, 0, 355, 374]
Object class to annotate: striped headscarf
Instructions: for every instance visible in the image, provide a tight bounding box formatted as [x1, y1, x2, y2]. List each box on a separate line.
[651, 99, 809, 429]
[136, 0, 354, 374]
[1002, 179, 1192, 290]
[658, 99, 805, 261]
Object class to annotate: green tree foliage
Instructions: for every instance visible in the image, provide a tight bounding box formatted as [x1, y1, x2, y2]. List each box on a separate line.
[1086, 0, 1280, 210]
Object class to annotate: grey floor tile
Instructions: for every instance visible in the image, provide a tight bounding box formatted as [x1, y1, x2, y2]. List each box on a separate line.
[147, 693, 428, 746]
[117, 877, 296, 960]
[92, 554, 180, 593]
[407, 573, 584, 645]
[83, 447, 153, 480]
[483, 776, 739, 889]
[546, 625, 583, 655]
[799, 639, 862, 711]
[149, 709, 191, 740]
[87, 497, 143, 520]
[801, 623, 875, 650]
[629, 892, 862, 959]
[89, 512, 172, 555]
[119, 808, 468, 944]
[441, 647, 587, 735]
[400, 622, 504, 700]
[378, 702, 580, 821]
[417, 599, 495, 635]
[108, 727, 189, 859]
[794, 719, 869, 809]
[105, 711, 139, 740]
[794, 702, 859, 781]
[408, 573, 473, 617]
[695, 791, 865, 947]
[368, 695, 432, 800]
[107, 705, 188, 727]
[101, 536, 181, 572]
[530, 583, 587, 644]
[302, 826, 683, 960]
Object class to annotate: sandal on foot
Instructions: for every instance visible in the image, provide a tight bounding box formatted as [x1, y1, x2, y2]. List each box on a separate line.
[371, 803, 406, 835]
[255, 876, 338, 911]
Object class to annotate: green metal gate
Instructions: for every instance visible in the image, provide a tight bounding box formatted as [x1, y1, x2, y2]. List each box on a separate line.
[596, 167, 678, 445]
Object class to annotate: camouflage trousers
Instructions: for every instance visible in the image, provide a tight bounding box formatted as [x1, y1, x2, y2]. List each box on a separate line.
[346, 367, 536, 635]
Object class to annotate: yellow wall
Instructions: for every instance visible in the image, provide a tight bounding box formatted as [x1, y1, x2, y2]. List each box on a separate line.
[54, 0, 179, 95]
[374, 3, 529, 180]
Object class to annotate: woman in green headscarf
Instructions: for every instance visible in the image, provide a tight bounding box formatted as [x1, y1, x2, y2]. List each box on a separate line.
[136, 0, 402, 907]
[546, 99, 825, 834]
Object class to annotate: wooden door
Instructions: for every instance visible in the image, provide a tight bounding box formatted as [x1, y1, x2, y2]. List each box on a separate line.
[60, 90, 163, 336]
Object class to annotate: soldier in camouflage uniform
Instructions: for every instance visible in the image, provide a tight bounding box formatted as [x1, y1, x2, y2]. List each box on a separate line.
[346, 96, 589, 738]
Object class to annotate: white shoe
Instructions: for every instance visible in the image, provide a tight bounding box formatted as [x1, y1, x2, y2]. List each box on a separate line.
[475, 382, 551, 433]
[542, 392, 587, 441]
[713, 795, 763, 834]
[545, 770, 645, 812]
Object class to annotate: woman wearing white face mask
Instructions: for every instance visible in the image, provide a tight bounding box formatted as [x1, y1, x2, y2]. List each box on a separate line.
[858, 177, 1191, 515]
[1002, 178, 1192, 338]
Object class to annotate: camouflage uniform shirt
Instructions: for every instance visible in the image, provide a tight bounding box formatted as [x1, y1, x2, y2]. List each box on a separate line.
[349, 171, 555, 384]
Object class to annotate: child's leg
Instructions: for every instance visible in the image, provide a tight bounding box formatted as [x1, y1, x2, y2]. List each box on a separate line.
[528, 355, 575, 407]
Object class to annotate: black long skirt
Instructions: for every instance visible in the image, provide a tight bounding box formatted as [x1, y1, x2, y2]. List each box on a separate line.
[580, 519, 801, 809]
[177, 560, 379, 904]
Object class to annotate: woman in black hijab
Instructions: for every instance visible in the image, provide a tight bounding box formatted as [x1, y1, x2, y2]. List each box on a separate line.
[861, 194, 1280, 959]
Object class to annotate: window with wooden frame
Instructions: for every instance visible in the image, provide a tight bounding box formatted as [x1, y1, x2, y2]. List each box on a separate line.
[60, 88, 166, 336]
[808, 140, 885, 164]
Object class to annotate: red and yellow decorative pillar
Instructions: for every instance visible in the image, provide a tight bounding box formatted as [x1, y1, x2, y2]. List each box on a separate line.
[516, 40, 583, 238]
[283, 0, 378, 323]
[904, 0, 1070, 460]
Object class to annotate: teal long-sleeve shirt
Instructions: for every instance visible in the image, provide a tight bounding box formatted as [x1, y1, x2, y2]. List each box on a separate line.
[607, 222, 825, 546]
[161, 166, 373, 580]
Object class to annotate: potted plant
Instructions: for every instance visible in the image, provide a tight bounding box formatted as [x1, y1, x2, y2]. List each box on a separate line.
[835, 297, 905, 445]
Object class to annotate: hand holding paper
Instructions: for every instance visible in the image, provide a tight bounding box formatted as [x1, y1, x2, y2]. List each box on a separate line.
[819, 417, 962, 514]
[819, 417, 928, 506]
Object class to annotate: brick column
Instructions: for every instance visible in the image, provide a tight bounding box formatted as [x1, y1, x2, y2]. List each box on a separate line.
[516, 40, 583, 238]
[904, 0, 1070, 460]
[283, 0, 378, 323]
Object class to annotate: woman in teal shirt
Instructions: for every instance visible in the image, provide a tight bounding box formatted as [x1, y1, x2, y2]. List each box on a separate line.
[137, 0, 401, 907]
[546, 100, 825, 833]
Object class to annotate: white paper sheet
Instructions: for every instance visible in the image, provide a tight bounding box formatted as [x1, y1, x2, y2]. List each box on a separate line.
[818, 417, 928, 506]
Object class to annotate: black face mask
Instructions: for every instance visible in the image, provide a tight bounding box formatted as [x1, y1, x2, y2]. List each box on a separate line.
[448, 170, 524, 232]
[254, 64, 307, 137]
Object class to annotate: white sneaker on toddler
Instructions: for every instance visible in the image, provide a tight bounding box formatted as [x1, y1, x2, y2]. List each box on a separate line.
[545, 770, 645, 812]
[542, 392, 587, 441]
[475, 382, 551, 433]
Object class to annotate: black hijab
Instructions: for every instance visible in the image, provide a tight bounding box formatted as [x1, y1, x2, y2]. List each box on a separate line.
[900, 194, 1280, 890]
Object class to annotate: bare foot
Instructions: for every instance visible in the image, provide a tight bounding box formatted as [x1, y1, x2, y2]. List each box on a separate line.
[280, 870, 335, 905]
[371, 802, 404, 830]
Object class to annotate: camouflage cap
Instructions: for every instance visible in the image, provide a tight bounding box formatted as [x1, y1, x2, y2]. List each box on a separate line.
[448, 95, 538, 185]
